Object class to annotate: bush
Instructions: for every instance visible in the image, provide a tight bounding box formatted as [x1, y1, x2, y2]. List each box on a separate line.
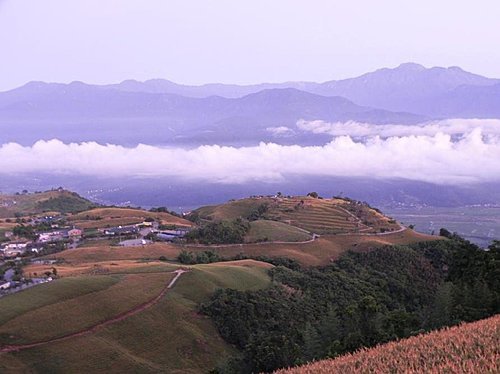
[186, 219, 250, 245]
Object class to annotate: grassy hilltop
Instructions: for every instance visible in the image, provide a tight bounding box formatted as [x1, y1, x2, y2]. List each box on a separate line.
[0, 190, 96, 218]
[0, 260, 271, 373]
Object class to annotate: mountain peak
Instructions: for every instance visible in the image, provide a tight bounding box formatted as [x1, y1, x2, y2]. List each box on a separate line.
[396, 62, 426, 71]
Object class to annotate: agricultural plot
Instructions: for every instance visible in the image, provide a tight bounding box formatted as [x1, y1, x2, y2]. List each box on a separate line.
[0, 261, 272, 373]
[277, 314, 500, 374]
[0, 273, 173, 345]
[245, 220, 312, 243]
[267, 197, 399, 234]
[68, 207, 192, 229]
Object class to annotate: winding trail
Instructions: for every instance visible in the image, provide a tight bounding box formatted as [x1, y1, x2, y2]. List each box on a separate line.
[0, 269, 188, 354]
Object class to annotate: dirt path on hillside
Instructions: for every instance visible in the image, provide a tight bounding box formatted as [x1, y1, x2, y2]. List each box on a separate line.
[0, 269, 188, 354]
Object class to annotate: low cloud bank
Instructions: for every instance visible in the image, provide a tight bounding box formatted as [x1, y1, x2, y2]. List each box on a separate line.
[297, 118, 500, 138]
[2, 119, 500, 184]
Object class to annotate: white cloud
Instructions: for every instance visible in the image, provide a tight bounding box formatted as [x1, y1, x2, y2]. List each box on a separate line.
[2, 119, 500, 185]
[297, 118, 500, 138]
[266, 126, 295, 137]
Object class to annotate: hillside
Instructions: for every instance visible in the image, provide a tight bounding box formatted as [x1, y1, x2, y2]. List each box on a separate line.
[191, 196, 402, 236]
[0, 190, 95, 218]
[0, 260, 272, 373]
[276, 314, 500, 374]
[0, 83, 422, 146]
[0, 192, 497, 373]
[68, 207, 192, 229]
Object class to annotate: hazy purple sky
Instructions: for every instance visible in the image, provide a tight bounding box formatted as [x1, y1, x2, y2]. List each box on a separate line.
[1, 0, 499, 90]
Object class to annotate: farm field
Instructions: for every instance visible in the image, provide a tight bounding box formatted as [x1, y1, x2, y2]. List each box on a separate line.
[68, 207, 192, 229]
[245, 220, 312, 243]
[0, 273, 174, 345]
[192, 196, 401, 237]
[387, 205, 500, 247]
[42, 242, 182, 263]
[277, 314, 500, 374]
[43, 225, 438, 268]
[184, 229, 439, 266]
[24, 259, 179, 278]
[0, 260, 272, 373]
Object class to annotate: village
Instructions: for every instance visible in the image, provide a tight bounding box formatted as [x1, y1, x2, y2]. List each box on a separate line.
[0, 213, 191, 296]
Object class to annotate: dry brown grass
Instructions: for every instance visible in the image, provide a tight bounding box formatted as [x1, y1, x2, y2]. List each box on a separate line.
[277, 314, 500, 374]
[202, 259, 275, 269]
[68, 207, 192, 229]
[185, 229, 440, 266]
[24, 260, 178, 277]
[0, 273, 174, 345]
[45, 229, 439, 267]
[43, 242, 182, 264]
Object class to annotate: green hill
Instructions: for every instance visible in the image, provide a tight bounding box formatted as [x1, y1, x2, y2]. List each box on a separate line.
[0, 261, 272, 373]
[190, 196, 401, 236]
[0, 189, 96, 218]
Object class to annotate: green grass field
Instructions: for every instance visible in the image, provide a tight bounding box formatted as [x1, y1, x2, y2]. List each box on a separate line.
[245, 220, 312, 243]
[0, 273, 173, 345]
[193, 198, 271, 221]
[0, 261, 272, 373]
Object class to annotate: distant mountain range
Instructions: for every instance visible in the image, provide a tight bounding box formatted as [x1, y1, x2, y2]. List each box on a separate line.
[1, 63, 499, 145]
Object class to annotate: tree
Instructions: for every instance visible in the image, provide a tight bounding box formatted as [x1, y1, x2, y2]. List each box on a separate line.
[307, 192, 319, 198]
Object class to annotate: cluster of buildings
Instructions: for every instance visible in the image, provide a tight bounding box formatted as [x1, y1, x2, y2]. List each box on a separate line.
[0, 227, 83, 259]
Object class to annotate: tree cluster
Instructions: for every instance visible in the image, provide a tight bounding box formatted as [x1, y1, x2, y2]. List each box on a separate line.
[203, 237, 500, 373]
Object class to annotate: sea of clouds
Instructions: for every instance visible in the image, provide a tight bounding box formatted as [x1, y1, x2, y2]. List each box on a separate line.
[2, 119, 500, 184]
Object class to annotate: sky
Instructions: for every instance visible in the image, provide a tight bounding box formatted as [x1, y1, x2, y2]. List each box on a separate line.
[1, 0, 500, 91]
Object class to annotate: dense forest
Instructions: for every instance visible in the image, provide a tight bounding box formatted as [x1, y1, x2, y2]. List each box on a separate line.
[201, 236, 500, 373]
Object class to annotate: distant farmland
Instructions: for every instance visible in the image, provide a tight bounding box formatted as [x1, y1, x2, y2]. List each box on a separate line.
[387, 206, 500, 247]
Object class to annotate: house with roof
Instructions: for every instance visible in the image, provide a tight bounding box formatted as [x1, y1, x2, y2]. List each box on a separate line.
[1, 241, 30, 257]
[103, 226, 139, 236]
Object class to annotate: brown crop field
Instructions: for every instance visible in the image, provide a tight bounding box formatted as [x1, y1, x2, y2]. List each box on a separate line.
[68, 207, 192, 229]
[0, 273, 173, 345]
[43, 242, 182, 263]
[24, 259, 179, 278]
[277, 314, 500, 374]
[0, 261, 272, 373]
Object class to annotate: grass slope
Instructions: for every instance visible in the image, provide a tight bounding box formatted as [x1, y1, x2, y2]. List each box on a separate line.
[0, 273, 173, 345]
[246, 220, 311, 243]
[277, 314, 500, 374]
[192, 196, 401, 237]
[69, 207, 192, 229]
[0, 260, 272, 373]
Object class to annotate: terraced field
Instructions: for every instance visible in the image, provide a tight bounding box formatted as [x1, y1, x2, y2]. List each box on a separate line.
[191, 196, 401, 237]
[266, 197, 398, 235]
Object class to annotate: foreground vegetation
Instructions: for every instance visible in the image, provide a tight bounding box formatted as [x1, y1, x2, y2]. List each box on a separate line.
[203, 237, 499, 372]
[277, 314, 500, 374]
